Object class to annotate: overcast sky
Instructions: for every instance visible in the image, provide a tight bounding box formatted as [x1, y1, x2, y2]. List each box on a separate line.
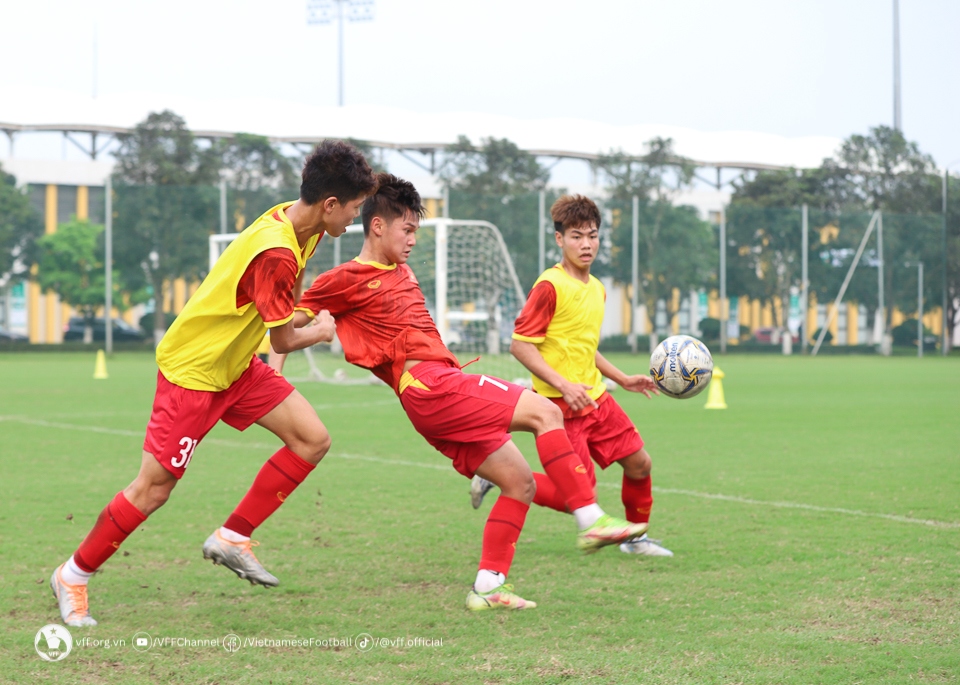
[2, 0, 959, 168]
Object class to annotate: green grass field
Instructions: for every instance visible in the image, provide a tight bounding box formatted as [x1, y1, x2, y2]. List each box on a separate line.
[1, 352, 958, 684]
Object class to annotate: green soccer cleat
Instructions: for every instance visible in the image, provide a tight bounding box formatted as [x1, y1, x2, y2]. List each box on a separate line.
[466, 583, 537, 611]
[50, 565, 97, 627]
[202, 530, 279, 587]
[469, 475, 496, 509]
[576, 514, 649, 554]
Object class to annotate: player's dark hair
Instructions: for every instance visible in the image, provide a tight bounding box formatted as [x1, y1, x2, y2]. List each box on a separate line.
[300, 140, 378, 206]
[361, 173, 425, 235]
[551, 194, 601, 234]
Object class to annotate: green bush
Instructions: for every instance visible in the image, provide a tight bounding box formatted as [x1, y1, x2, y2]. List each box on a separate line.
[699, 317, 720, 340]
[698, 317, 749, 341]
[140, 311, 177, 332]
[812, 327, 833, 344]
[892, 320, 937, 350]
[599, 334, 650, 353]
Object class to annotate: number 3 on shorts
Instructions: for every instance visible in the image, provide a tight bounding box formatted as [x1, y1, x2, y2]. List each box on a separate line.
[171, 436, 198, 469]
[478, 375, 509, 392]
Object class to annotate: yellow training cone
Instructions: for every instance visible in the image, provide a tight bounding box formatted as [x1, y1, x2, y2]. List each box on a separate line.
[704, 366, 726, 409]
[93, 349, 109, 380]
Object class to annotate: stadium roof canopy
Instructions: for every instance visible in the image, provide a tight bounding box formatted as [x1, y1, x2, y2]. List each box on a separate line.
[2, 88, 841, 175]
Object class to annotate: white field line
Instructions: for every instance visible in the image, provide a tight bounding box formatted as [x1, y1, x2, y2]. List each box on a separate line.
[595, 482, 960, 530]
[2, 414, 957, 529]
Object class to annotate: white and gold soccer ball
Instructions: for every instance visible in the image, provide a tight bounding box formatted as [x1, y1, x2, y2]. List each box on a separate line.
[649, 335, 714, 399]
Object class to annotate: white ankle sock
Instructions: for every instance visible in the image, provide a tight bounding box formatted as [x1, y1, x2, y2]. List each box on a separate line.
[219, 527, 249, 543]
[61, 556, 94, 586]
[474, 569, 505, 593]
[572, 503, 604, 530]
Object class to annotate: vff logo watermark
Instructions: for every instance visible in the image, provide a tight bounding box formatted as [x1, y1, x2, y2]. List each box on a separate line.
[35, 624, 72, 662]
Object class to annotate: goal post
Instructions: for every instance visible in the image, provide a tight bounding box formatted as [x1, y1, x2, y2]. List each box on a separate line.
[207, 218, 529, 384]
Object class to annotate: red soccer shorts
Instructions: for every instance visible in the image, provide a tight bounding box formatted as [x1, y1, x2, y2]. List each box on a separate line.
[143, 356, 295, 478]
[398, 361, 525, 478]
[561, 393, 644, 487]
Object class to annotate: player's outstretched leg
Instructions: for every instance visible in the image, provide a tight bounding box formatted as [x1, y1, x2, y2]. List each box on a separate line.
[616, 448, 673, 557]
[509, 390, 647, 553]
[205, 391, 329, 587]
[465, 441, 537, 611]
[469, 475, 495, 509]
[51, 451, 174, 626]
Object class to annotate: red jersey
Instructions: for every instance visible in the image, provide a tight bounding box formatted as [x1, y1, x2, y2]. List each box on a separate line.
[236, 248, 300, 326]
[296, 258, 460, 393]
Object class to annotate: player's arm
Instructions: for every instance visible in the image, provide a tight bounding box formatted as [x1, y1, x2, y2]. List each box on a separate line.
[270, 269, 344, 371]
[595, 351, 659, 399]
[245, 250, 336, 355]
[269, 313, 335, 354]
[510, 281, 597, 412]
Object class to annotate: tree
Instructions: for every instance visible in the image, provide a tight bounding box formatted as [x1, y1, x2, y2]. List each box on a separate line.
[439, 136, 551, 289]
[730, 126, 947, 343]
[217, 133, 302, 232]
[440, 136, 549, 197]
[219, 133, 299, 191]
[0, 163, 43, 287]
[36, 218, 121, 343]
[594, 138, 712, 349]
[111, 110, 220, 343]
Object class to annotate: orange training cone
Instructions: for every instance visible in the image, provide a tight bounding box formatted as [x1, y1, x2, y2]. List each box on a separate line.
[704, 366, 726, 409]
[93, 349, 109, 380]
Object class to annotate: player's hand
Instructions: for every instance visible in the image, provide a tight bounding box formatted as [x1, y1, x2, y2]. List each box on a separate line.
[559, 381, 599, 413]
[620, 374, 660, 399]
[312, 310, 336, 343]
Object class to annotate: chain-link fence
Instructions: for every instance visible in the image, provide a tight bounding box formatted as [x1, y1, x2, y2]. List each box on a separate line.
[7, 182, 954, 355]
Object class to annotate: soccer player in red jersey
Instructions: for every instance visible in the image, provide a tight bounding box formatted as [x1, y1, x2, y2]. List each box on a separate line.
[289, 174, 648, 611]
[48, 141, 378, 627]
[472, 194, 673, 557]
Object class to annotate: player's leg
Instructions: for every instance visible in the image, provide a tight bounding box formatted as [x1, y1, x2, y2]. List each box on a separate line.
[52, 370, 217, 627]
[470, 413, 583, 513]
[52, 451, 178, 627]
[207, 379, 329, 586]
[617, 448, 673, 557]
[508, 389, 648, 552]
[465, 440, 537, 611]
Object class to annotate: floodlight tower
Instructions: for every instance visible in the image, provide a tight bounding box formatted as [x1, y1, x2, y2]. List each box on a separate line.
[307, 0, 375, 107]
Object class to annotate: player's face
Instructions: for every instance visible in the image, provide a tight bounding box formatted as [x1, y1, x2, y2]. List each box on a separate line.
[326, 196, 368, 237]
[556, 222, 599, 269]
[382, 210, 420, 264]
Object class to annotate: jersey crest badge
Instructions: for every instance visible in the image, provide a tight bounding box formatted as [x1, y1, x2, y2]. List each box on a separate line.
[367, 280, 381, 289]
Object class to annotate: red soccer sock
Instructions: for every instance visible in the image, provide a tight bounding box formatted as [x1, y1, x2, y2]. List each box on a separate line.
[224, 447, 316, 537]
[478, 496, 529, 576]
[532, 472, 568, 513]
[622, 475, 653, 524]
[73, 491, 147, 573]
[535, 429, 595, 511]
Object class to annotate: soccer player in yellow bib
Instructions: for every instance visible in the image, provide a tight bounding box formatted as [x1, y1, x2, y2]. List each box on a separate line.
[48, 141, 378, 627]
[471, 194, 673, 557]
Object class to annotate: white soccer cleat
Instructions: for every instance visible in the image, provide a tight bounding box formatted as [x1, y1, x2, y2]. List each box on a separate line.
[619, 534, 674, 557]
[50, 565, 98, 627]
[202, 530, 279, 587]
[470, 476, 496, 509]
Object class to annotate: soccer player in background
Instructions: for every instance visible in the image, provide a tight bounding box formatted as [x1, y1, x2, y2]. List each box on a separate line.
[471, 194, 673, 557]
[287, 174, 648, 611]
[49, 141, 378, 627]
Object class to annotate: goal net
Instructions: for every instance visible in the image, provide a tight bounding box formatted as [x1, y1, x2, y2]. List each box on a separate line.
[209, 218, 529, 385]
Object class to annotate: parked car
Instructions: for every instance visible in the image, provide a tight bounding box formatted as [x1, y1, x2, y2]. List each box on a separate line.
[752, 327, 800, 344]
[63, 317, 147, 342]
[0, 327, 28, 343]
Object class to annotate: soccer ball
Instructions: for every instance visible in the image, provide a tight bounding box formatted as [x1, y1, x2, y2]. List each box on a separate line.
[649, 335, 714, 399]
